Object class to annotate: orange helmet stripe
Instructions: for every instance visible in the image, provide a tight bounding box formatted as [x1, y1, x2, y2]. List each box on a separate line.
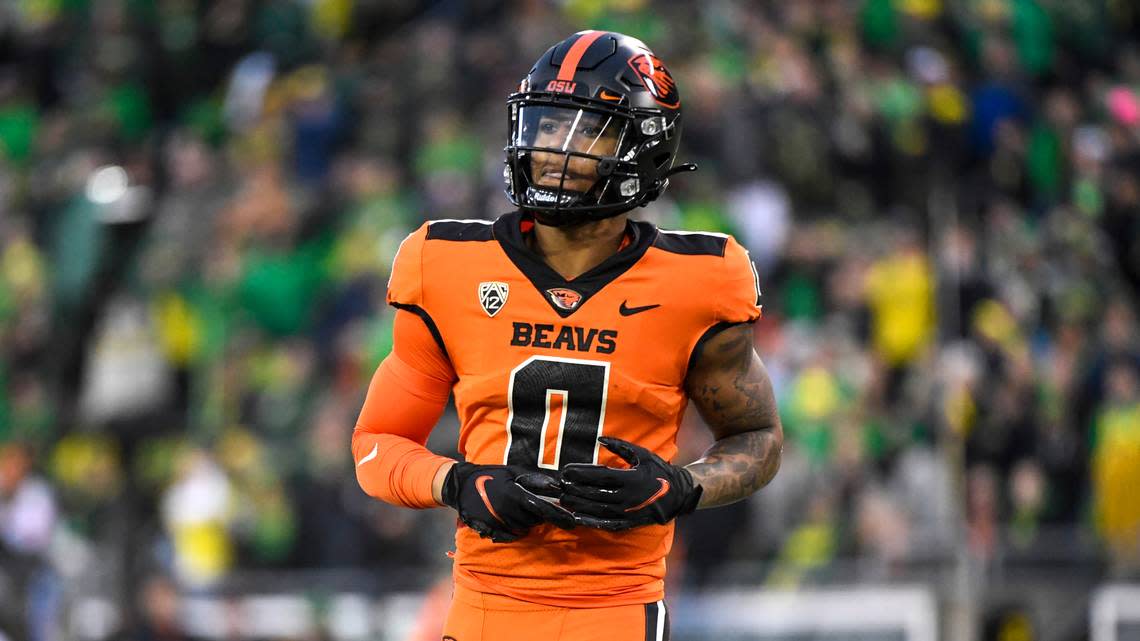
[557, 30, 606, 82]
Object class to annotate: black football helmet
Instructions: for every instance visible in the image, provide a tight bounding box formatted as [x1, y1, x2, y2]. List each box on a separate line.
[504, 31, 696, 227]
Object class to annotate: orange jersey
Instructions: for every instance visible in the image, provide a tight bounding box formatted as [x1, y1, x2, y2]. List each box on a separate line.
[387, 212, 762, 607]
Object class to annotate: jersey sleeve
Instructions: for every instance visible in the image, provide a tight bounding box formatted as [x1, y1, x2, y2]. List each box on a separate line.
[352, 309, 456, 509]
[387, 223, 430, 308]
[717, 236, 763, 324]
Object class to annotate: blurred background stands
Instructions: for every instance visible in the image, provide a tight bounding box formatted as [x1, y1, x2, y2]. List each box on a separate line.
[0, 1, 1138, 640]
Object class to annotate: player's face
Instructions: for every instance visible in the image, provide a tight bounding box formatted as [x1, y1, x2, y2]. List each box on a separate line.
[519, 106, 622, 194]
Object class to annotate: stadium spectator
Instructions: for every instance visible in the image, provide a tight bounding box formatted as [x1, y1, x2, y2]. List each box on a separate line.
[0, 442, 60, 641]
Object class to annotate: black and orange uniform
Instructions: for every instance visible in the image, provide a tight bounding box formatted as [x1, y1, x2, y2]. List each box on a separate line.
[352, 26, 765, 640]
[354, 213, 761, 612]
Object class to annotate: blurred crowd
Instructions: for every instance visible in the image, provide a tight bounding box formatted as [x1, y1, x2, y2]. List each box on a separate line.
[1, 0, 1139, 639]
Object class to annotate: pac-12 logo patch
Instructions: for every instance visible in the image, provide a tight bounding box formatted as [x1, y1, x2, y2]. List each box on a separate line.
[627, 52, 680, 108]
[479, 281, 509, 317]
[546, 287, 582, 310]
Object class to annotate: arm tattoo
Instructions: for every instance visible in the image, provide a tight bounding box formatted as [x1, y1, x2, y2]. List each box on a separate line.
[684, 325, 783, 509]
[686, 430, 782, 508]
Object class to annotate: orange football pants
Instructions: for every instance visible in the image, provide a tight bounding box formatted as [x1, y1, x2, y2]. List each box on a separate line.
[441, 584, 670, 641]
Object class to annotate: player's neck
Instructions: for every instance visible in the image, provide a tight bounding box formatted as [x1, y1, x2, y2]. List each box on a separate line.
[529, 214, 629, 281]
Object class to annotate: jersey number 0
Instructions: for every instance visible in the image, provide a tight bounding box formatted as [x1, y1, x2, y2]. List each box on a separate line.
[504, 356, 610, 469]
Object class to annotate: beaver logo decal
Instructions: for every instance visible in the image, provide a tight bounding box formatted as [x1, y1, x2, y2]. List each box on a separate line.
[627, 53, 680, 108]
[546, 287, 583, 311]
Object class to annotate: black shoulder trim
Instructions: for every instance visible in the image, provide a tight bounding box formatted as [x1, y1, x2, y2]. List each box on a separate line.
[685, 321, 754, 374]
[426, 220, 495, 242]
[653, 231, 728, 257]
[390, 303, 450, 359]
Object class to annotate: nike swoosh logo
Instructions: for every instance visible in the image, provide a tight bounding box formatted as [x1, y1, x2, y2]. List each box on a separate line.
[599, 89, 623, 101]
[475, 475, 506, 524]
[619, 301, 661, 316]
[626, 478, 671, 512]
[355, 444, 378, 467]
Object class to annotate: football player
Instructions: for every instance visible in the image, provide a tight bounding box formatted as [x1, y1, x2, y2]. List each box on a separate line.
[352, 30, 783, 641]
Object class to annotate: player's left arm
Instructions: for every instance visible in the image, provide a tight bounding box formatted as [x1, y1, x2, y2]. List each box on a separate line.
[560, 239, 782, 530]
[560, 326, 782, 529]
[682, 322, 783, 508]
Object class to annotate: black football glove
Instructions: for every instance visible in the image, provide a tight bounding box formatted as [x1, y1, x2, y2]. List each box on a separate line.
[440, 462, 576, 543]
[560, 436, 703, 531]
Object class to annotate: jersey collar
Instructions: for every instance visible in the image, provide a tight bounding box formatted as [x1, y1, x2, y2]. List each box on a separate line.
[493, 211, 657, 318]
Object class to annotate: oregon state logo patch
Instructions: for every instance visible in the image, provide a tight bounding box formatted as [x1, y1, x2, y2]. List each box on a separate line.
[479, 281, 509, 317]
[546, 287, 582, 310]
[627, 52, 680, 108]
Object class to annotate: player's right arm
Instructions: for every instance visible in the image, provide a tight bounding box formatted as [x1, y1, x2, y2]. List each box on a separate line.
[353, 225, 458, 508]
[351, 308, 458, 509]
[353, 224, 574, 541]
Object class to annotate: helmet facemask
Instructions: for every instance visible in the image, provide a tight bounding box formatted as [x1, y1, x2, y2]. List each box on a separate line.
[505, 95, 658, 227]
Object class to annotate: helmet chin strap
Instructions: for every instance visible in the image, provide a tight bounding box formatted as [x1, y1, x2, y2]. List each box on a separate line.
[526, 156, 611, 227]
[528, 188, 595, 227]
[524, 164, 699, 225]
